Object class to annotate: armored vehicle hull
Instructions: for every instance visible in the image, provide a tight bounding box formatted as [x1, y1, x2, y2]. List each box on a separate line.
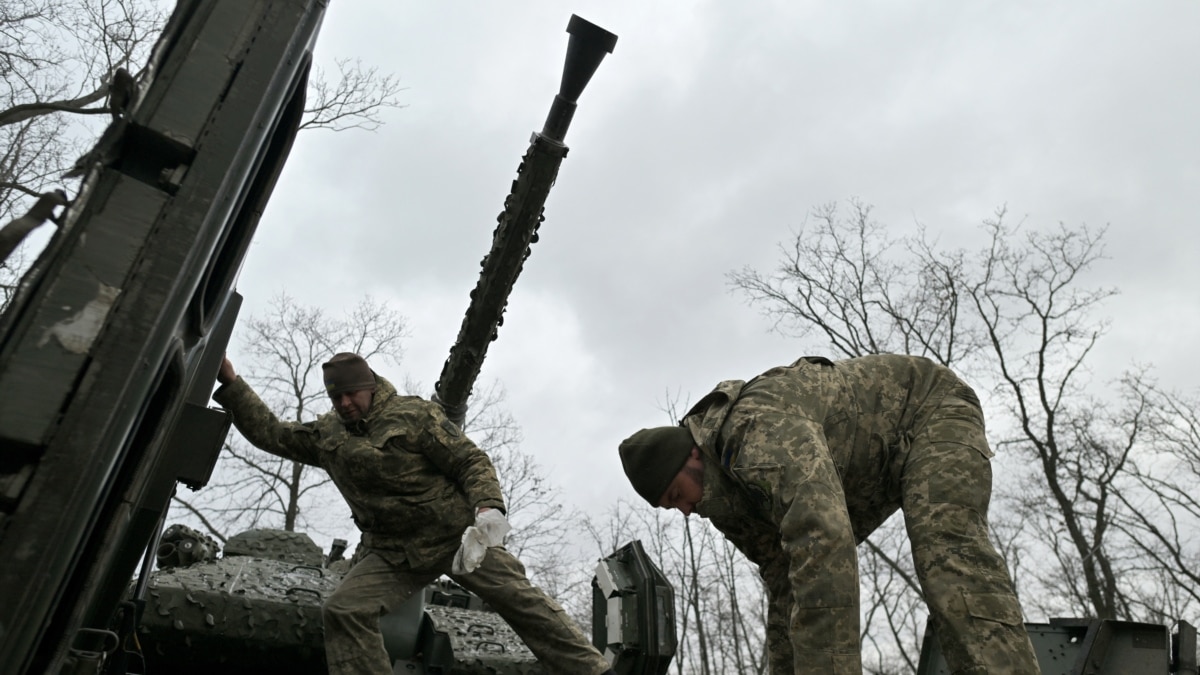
[135, 528, 674, 675]
[917, 615, 1197, 675]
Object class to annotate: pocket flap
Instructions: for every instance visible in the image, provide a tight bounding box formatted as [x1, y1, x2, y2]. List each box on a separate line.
[963, 591, 1024, 626]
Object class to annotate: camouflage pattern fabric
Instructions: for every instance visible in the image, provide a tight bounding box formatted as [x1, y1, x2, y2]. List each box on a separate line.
[683, 354, 1040, 675]
[214, 374, 502, 566]
[325, 549, 609, 674]
[214, 375, 609, 675]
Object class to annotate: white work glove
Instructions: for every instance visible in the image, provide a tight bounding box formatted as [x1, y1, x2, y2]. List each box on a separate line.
[451, 508, 511, 575]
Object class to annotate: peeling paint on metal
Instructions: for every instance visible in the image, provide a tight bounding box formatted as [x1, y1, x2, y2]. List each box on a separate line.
[37, 283, 120, 353]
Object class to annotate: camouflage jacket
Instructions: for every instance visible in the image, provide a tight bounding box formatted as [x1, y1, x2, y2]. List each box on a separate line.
[684, 354, 984, 532]
[686, 353, 984, 662]
[213, 374, 505, 570]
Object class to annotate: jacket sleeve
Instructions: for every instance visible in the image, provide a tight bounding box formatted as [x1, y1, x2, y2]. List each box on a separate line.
[720, 406, 861, 661]
[412, 403, 506, 512]
[212, 377, 323, 467]
[759, 550, 798, 674]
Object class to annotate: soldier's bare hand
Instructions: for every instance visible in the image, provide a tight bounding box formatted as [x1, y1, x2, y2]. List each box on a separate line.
[217, 356, 236, 385]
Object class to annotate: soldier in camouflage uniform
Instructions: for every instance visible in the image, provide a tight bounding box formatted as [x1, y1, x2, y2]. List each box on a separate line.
[215, 353, 612, 675]
[618, 354, 1040, 675]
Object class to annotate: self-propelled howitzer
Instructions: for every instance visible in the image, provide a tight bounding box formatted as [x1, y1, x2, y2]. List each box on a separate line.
[0, 2, 328, 672]
[433, 15, 617, 426]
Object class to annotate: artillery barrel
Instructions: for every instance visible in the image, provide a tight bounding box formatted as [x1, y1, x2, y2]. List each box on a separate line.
[434, 15, 617, 426]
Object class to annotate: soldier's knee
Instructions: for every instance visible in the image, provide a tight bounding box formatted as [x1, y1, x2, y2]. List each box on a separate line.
[912, 501, 992, 549]
[321, 599, 347, 624]
[926, 447, 992, 513]
[322, 593, 377, 628]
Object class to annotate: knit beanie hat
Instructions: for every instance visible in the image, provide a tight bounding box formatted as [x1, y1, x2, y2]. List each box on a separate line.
[322, 353, 376, 395]
[618, 426, 695, 505]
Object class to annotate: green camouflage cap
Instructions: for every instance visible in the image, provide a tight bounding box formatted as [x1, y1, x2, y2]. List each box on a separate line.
[618, 426, 695, 505]
[322, 352, 376, 396]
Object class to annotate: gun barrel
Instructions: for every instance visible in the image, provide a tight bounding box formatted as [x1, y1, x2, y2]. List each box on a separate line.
[542, 15, 618, 143]
[434, 15, 616, 426]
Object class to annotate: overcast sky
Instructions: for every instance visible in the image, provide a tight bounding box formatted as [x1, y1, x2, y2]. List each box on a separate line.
[226, 1, 1200, 548]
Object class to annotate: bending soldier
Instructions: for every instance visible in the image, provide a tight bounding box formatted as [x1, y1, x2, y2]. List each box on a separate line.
[215, 352, 612, 675]
[618, 353, 1040, 675]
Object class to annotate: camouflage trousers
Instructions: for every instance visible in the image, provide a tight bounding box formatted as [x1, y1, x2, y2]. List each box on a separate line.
[764, 390, 1040, 674]
[901, 391, 1040, 675]
[322, 546, 610, 675]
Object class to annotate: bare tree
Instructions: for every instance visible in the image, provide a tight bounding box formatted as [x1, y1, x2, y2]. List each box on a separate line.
[0, 0, 159, 303]
[727, 200, 1200, 666]
[302, 57, 406, 133]
[0, 0, 404, 309]
[1, 1, 158, 199]
[444, 378, 584, 597]
[859, 521, 924, 675]
[1109, 372, 1200, 618]
[728, 199, 983, 368]
[962, 213, 1136, 619]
